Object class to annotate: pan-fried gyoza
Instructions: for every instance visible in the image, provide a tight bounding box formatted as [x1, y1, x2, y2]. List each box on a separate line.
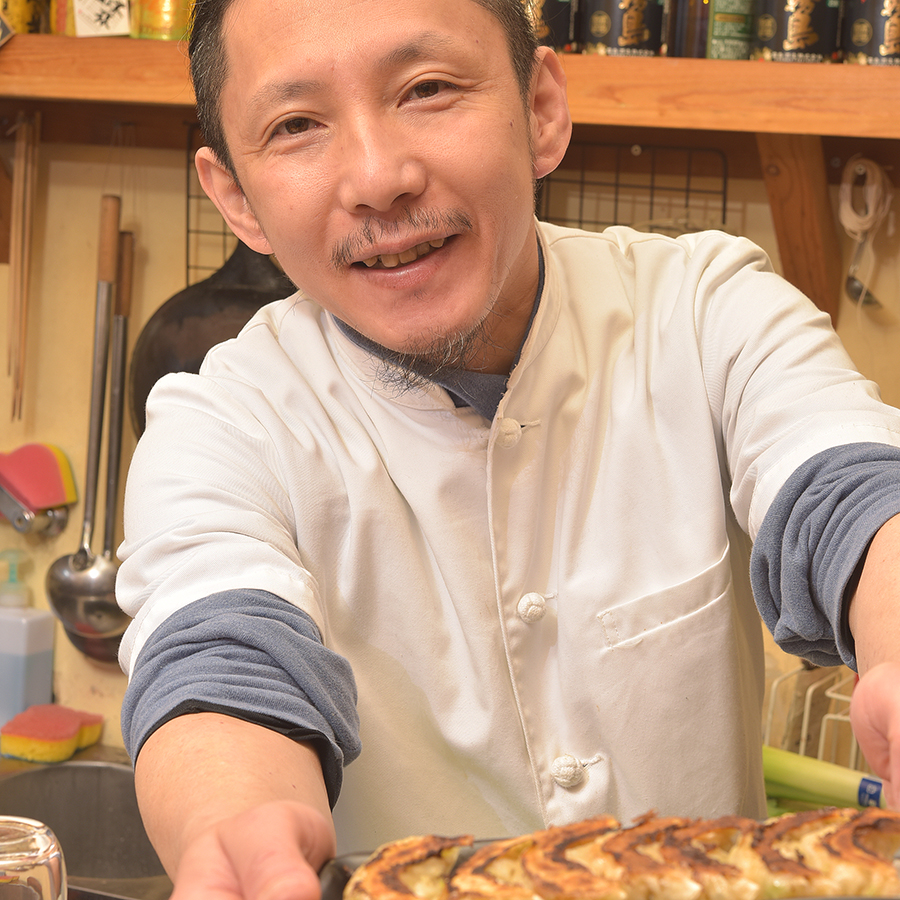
[344, 834, 473, 900]
[342, 808, 900, 900]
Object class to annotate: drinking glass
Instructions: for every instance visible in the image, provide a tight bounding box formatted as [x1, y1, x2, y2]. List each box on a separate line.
[0, 816, 66, 900]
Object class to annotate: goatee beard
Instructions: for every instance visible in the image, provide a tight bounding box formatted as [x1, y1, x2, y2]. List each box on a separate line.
[335, 307, 508, 397]
[372, 314, 499, 394]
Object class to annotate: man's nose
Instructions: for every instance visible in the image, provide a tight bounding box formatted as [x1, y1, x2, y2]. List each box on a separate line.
[336, 119, 427, 213]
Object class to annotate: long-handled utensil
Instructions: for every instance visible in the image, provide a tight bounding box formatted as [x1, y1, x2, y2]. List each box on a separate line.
[103, 231, 134, 564]
[7, 111, 40, 421]
[46, 195, 129, 664]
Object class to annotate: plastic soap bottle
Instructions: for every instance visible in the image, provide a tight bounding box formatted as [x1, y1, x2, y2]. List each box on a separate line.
[0, 549, 54, 727]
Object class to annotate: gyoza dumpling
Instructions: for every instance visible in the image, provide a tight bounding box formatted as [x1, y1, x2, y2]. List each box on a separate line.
[344, 834, 473, 900]
[449, 835, 537, 900]
[803, 807, 900, 897]
[522, 815, 626, 900]
[667, 816, 761, 900]
[732, 808, 854, 898]
[590, 814, 704, 900]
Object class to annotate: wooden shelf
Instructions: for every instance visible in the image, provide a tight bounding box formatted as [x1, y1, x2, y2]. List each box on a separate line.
[0, 34, 193, 107]
[1, 35, 898, 138]
[560, 54, 900, 140]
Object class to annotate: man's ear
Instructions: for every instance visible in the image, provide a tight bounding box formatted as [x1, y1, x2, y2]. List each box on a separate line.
[529, 46, 573, 180]
[195, 147, 274, 255]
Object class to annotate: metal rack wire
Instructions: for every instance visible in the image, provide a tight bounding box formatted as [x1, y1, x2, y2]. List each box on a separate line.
[537, 139, 729, 235]
[764, 663, 869, 772]
[185, 125, 237, 284]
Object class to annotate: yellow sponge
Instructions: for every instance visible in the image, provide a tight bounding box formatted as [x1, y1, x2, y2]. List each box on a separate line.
[1, 704, 104, 762]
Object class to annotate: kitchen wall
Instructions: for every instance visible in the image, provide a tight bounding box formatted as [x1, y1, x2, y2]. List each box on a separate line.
[0, 143, 187, 747]
[0, 139, 898, 753]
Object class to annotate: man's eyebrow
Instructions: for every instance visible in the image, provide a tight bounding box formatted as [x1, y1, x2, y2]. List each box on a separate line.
[247, 78, 326, 114]
[376, 32, 461, 71]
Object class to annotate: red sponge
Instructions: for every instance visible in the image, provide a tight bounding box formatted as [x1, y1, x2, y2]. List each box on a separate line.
[0, 443, 78, 519]
[1, 704, 104, 762]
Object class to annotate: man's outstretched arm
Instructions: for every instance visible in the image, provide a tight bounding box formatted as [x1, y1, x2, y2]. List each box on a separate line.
[135, 711, 335, 900]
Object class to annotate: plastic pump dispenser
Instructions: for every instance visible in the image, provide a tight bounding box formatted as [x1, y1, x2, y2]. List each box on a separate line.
[0, 549, 54, 727]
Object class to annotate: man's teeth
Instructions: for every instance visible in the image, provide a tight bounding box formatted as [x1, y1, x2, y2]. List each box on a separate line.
[361, 237, 445, 269]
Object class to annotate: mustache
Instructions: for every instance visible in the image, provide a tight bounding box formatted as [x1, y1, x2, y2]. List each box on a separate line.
[331, 207, 473, 269]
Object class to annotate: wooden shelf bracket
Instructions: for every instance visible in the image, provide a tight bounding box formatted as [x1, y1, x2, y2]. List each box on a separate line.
[756, 132, 843, 327]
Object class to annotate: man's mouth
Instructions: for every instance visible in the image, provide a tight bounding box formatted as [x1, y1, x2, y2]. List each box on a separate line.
[358, 237, 446, 269]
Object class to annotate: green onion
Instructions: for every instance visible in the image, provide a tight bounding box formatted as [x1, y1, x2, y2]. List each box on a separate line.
[763, 745, 885, 810]
[765, 795, 834, 814]
[766, 797, 794, 818]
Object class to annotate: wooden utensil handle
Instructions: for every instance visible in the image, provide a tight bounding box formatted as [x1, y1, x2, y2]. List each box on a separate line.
[97, 194, 121, 284]
[116, 231, 135, 318]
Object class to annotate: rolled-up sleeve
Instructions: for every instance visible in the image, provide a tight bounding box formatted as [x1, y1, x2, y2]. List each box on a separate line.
[121, 588, 361, 807]
[750, 442, 900, 669]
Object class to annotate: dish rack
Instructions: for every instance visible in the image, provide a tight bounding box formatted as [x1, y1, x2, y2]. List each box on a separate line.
[763, 663, 871, 773]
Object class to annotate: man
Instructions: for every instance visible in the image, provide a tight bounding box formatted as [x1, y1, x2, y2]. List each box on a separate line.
[115, 0, 900, 897]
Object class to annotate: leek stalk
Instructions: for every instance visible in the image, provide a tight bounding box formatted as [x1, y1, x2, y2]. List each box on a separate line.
[762, 745, 885, 810]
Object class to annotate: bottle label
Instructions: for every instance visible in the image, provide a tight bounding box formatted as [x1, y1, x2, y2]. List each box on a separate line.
[527, 0, 581, 49]
[752, 0, 843, 61]
[842, 0, 900, 63]
[706, 0, 754, 57]
[581, 0, 666, 55]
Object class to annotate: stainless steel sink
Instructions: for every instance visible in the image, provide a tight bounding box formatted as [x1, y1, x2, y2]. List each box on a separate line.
[0, 745, 172, 900]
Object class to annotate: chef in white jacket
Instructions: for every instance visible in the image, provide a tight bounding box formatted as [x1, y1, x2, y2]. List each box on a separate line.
[115, 0, 900, 898]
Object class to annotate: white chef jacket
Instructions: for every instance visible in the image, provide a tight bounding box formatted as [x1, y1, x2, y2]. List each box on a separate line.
[118, 223, 900, 853]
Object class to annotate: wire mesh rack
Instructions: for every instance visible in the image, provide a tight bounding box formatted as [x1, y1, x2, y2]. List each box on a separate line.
[184, 128, 730, 283]
[185, 125, 238, 284]
[537, 138, 729, 235]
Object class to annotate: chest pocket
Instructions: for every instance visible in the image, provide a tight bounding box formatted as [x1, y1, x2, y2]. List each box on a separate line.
[596, 544, 733, 650]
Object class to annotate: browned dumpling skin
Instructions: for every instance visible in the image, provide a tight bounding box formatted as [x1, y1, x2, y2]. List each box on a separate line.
[345, 834, 473, 900]
[449, 835, 537, 900]
[667, 816, 761, 900]
[520, 815, 626, 900]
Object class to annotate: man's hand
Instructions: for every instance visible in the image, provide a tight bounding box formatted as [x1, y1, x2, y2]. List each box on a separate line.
[850, 662, 900, 809]
[135, 713, 336, 900]
[847, 512, 900, 808]
[171, 800, 334, 900]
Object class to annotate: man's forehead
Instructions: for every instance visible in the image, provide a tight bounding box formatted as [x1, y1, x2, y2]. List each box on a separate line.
[224, 0, 492, 29]
[221, 0, 505, 84]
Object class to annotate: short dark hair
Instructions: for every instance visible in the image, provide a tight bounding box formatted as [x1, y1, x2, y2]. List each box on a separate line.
[188, 0, 538, 178]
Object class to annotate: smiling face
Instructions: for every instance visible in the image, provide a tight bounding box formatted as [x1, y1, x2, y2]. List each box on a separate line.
[196, 0, 571, 375]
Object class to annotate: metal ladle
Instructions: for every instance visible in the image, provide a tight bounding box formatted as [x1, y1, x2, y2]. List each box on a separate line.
[47, 197, 131, 664]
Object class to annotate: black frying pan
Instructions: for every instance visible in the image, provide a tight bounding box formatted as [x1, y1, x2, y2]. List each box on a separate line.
[128, 240, 295, 436]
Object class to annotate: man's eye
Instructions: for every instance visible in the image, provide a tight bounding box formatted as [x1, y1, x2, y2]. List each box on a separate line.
[411, 81, 444, 100]
[281, 117, 313, 135]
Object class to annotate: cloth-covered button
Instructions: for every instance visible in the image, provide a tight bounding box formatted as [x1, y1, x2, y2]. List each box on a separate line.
[495, 418, 522, 449]
[551, 754, 586, 788]
[517, 592, 547, 623]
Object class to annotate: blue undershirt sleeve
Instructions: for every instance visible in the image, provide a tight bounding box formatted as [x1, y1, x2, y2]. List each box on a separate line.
[120, 589, 361, 808]
[750, 442, 900, 670]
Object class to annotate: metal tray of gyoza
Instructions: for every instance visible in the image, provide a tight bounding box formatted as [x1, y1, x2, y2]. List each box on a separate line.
[317, 838, 900, 900]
